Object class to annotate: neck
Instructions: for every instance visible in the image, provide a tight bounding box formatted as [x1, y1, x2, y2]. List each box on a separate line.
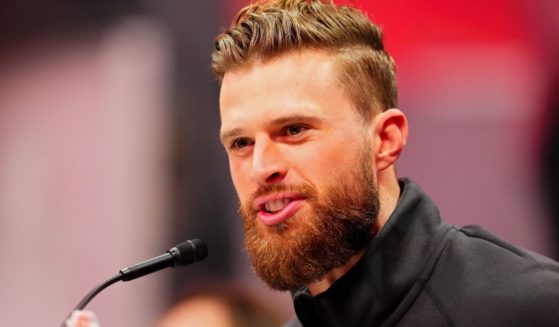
[374, 167, 401, 233]
[307, 168, 401, 296]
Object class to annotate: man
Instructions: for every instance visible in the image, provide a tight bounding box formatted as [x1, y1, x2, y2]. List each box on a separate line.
[213, 1, 559, 326]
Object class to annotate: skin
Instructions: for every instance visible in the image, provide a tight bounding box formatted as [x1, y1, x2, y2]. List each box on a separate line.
[220, 49, 408, 295]
[157, 296, 234, 327]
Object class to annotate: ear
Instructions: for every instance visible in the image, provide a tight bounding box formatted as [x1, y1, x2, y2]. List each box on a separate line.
[372, 109, 408, 172]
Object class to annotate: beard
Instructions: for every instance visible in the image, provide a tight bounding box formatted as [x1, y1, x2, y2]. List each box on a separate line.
[239, 147, 379, 291]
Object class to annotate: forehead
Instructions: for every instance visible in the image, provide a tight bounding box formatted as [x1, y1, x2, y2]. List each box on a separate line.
[222, 50, 340, 98]
[219, 50, 354, 131]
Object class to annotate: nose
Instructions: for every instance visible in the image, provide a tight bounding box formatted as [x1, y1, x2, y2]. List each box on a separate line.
[250, 137, 288, 186]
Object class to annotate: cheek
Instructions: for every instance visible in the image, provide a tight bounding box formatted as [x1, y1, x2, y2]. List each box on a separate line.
[304, 140, 371, 191]
[229, 158, 252, 200]
[300, 142, 360, 181]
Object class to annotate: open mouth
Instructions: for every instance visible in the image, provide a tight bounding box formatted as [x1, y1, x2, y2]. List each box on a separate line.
[263, 198, 292, 213]
[254, 193, 306, 225]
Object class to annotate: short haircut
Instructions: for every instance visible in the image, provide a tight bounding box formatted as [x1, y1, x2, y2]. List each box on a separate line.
[212, 0, 398, 119]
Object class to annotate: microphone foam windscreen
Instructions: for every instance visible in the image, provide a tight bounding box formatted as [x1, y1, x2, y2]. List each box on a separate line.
[174, 239, 208, 266]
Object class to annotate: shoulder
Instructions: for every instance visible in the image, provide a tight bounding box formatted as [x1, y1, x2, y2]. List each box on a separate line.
[452, 225, 559, 272]
[423, 225, 559, 324]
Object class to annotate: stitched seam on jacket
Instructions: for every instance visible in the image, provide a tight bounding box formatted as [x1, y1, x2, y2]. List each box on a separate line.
[459, 229, 559, 271]
[382, 227, 455, 327]
[425, 284, 454, 327]
[458, 227, 524, 257]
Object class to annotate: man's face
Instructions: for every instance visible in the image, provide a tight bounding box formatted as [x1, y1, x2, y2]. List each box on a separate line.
[220, 50, 379, 290]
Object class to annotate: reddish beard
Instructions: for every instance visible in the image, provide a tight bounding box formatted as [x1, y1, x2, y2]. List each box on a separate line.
[239, 154, 379, 291]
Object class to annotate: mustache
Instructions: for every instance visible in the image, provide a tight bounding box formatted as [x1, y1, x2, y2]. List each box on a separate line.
[252, 183, 317, 201]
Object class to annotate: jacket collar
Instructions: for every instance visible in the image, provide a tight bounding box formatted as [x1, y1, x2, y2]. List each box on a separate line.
[292, 179, 452, 326]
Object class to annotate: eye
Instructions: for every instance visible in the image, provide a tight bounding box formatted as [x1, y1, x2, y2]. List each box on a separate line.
[283, 124, 308, 136]
[230, 137, 252, 150]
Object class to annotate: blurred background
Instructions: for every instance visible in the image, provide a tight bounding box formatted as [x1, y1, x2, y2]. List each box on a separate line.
[0, 0, 558, 326]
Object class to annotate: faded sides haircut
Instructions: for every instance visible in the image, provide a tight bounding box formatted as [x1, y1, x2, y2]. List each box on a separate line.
[212, 0, 398, 119]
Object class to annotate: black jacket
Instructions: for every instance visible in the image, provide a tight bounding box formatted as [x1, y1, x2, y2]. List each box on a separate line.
[286, 179, 559, 327]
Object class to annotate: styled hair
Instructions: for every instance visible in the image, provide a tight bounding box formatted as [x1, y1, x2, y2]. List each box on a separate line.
[212, 0, 398, 118]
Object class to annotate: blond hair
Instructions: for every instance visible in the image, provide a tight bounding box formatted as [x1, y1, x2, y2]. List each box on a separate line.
[212, 0, 398, 118]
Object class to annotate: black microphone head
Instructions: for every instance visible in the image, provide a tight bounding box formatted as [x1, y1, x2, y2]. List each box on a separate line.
[170, 239, 208, 267]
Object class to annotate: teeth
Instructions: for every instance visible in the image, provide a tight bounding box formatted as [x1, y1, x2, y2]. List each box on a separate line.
[264, 199, 290, 213]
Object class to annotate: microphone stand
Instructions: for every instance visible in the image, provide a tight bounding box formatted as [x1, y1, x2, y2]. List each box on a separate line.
[74, 274, 123, 311]
[60, 273, 123, 327]
[60, 239, 207, 327]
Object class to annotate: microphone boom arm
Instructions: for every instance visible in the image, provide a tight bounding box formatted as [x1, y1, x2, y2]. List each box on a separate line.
[61, 239, 207, 327]
[74, 273, 124, 311]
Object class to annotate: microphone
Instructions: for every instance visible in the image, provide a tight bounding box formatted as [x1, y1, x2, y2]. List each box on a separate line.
[120, 239, 208, 281]
[63, 239, 208, 326]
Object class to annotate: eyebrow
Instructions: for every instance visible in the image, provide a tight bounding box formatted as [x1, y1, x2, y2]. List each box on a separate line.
[220, 128, 244, 145]
[271, 114, 321, 126]
[220, 114, 321, 144]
